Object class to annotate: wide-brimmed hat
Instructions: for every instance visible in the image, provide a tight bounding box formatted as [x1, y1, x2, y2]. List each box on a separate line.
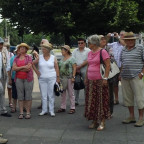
[41, 43, 53, 50]
[61, 45, 71, 54]
[0, 37, 4, 43]
[123, 32, 136, 40]
[18, 43, 30, 50]
[99, 35, 109, 42]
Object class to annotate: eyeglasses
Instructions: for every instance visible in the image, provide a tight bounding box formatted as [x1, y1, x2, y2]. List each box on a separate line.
[78, 42, 84, 44]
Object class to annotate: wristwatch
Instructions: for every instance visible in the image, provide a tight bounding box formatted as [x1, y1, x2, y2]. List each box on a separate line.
[103, 77, 108, 80]
[140, 72, 144, 76]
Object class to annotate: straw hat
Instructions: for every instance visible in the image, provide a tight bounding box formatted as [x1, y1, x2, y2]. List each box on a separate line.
[61, 45, 71, 54]
[18, 43, 30, 50]
[123, 32, 136, 40]
[41, 43, 53, 50]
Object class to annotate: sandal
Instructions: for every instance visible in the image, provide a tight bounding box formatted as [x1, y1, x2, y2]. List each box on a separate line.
[11, 108, 17, 113]
[68, 109, 75, 114]
[18, 114, 24, 119]
[56, 108, 66, 113]
[25, 113, 31, 119]
[97, 121, 105, 131]
[114, 100, 119, 105]
[9, 103, 13, 108]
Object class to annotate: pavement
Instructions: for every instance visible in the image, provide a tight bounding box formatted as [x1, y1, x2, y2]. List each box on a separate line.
[0, 74, 144, 144]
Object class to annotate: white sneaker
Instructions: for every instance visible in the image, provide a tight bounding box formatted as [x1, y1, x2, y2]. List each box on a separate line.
[50, 112, 55, 117]
[0, 137, 8, 144]
[38, 112, 47, 116]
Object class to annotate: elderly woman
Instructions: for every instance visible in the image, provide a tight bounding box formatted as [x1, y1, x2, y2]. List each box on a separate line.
[85, 34, 111, 130]
[57, 45, 76, 114]
[13, 43, 33, 119]
[33, 43, 60, 117]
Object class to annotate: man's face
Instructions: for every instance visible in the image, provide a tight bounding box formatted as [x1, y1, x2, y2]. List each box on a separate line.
[120, 32, 125, 39]
[124, 39, 135, 48]
[0, 43, 3, 49]
[78, 40, 85, 49]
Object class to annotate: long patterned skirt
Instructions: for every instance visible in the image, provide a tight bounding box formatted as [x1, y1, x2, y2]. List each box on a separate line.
[85, 79, 111, 122]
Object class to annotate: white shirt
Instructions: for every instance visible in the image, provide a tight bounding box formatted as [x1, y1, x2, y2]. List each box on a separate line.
[38, 54, 56, 78]
[107, 42, 124, 68]
[72, 47, 90, 73]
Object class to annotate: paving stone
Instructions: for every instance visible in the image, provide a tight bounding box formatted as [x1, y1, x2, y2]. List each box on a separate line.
[6, 128, 36, 136]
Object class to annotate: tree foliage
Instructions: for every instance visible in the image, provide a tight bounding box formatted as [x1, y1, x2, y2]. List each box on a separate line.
[0, 0, 144, 44]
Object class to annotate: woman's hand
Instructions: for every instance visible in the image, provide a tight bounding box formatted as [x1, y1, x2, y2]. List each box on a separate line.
[84, 79, 88, 86]
[71, 78, 75, 83]
[56, 77, 60, 83]
[36, 71, 41, 78]
[102, 79, 108, 86]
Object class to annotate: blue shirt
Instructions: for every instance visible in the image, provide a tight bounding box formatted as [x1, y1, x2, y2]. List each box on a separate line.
[10, 55, 16, 79]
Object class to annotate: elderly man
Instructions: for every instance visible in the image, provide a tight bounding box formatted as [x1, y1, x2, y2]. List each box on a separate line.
[0, 134, 8, 143]
[72, 38, 90, 105]
[0, 37, 11, 117]
[107, 31, 125, 104]
[121, 32, 144, 127]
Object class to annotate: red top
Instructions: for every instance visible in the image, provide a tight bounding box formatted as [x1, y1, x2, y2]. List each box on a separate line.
[16, 59, 27, 79]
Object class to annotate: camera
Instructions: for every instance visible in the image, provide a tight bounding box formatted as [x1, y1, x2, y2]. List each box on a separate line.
[111, 33, 114, 37]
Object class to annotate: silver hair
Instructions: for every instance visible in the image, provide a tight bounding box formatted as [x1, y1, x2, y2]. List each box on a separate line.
[88, 34, 100, 46]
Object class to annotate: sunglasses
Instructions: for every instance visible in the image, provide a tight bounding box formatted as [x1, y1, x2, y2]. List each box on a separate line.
[78, 42, 84, 44]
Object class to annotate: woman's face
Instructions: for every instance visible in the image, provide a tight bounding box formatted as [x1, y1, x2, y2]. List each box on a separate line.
[100, 37, 107, 48]
[61, 48, 68, 56]
[19, 46, 27, 54]
[88, 42, 95, 50]
[41, 47, 50, 54]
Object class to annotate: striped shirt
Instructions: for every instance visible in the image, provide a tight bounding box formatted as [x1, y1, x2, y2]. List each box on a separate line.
[120, 44, 144, 79]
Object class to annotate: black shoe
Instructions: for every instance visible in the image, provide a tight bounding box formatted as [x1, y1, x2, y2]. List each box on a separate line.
[75, 103, 79, 106]
[1, 112, 12, 117]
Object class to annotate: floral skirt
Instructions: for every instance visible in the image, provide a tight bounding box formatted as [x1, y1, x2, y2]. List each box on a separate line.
[84, 79, 111, 122]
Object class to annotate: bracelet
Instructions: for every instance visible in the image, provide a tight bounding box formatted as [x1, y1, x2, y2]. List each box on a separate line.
[103, 77, 108, 80]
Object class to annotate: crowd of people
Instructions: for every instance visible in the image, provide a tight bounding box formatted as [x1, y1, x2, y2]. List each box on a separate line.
[0, 31, 144, 143]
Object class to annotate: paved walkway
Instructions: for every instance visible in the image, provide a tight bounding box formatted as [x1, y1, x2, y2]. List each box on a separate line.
[0, 74, 144, 144]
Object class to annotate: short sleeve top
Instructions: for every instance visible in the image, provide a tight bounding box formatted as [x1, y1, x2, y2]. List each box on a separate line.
[87, 49, 110, 80]
[59, 56, 76, 78]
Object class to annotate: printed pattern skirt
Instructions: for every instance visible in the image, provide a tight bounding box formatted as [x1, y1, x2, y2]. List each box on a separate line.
[84, 79, 111, 122]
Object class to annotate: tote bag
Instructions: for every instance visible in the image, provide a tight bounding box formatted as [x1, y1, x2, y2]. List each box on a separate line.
[100, 49, 120, 79]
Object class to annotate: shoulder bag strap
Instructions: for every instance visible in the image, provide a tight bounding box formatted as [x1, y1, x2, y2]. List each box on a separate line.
[100, 49, 104, 64]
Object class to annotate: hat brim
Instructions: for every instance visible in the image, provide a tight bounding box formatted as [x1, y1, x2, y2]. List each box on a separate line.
[61, 46, 71, 54]
[123, 37, 136, 40]
[18, 44, 29, 50]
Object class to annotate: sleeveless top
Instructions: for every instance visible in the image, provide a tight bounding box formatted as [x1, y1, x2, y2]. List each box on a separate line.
[38, 54, 56, 78]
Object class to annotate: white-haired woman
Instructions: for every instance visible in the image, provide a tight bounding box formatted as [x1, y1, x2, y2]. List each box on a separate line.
[33, 43, 60, 117]
[13, 43, 33, 119]
[84, 34, 111, 130]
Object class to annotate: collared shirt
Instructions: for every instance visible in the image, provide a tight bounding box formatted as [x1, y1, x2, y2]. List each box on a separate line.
[107, 42, 124, 68]
[14, 54, 33, 82]
[120, 44, 144, 79]
[72, 47, 90, 73]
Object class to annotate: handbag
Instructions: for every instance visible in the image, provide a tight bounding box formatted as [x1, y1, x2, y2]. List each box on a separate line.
[60, 76, 68, 91]
[74, 73, 85, 90]
[100, 49, 120, 79]
[54, 82, 60, 96]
